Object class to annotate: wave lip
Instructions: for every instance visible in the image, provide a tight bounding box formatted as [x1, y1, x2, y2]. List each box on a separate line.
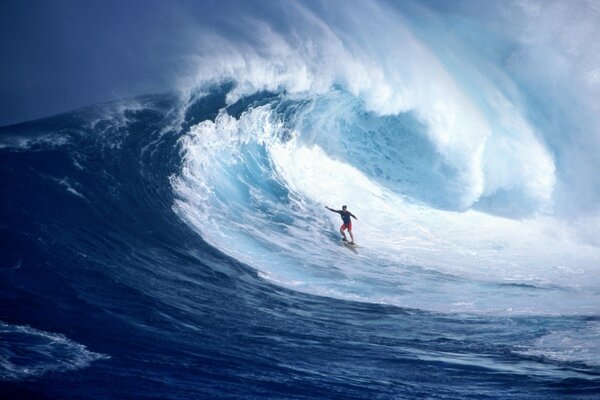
[0, 321, 108, 381]
[181, 0, 560, 215]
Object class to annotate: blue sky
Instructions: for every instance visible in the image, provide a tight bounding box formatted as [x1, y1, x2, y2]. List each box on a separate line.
[0, 0, 251, 126]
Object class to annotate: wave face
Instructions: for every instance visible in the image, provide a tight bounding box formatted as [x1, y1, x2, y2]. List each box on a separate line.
[2, 1, 600, 398]
[172, 0, 600, 316]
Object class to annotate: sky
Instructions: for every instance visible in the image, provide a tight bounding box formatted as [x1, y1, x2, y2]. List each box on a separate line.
[0, 0, 234, 126]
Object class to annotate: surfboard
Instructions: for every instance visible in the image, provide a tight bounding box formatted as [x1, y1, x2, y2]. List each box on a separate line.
[342, 240, 359, 254]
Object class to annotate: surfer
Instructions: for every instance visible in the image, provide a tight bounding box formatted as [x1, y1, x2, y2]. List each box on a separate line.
[325, 205, 357, 244]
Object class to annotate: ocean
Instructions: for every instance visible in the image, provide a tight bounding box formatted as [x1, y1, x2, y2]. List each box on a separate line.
[1, 1, 600, 398]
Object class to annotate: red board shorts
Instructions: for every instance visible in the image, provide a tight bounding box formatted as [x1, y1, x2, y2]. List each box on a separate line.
[340, 222, 352, 231]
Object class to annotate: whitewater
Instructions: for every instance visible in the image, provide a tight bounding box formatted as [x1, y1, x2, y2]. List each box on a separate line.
[2, 0, 600, 398]
[171, 0, 600, 316]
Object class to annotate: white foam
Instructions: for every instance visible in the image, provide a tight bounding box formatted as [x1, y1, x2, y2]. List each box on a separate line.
[56, 178, 87, 200]
[0, 135, 70, 151]
[178, 1, 560, 210]
[516, 321, 600, 368]
[172, 105, 600, 317]
[170, 0, 600, 320]
[0, 322, 108, 381]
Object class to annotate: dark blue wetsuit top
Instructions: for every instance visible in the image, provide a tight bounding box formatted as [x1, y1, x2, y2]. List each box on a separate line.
[340, 211, 352, 224]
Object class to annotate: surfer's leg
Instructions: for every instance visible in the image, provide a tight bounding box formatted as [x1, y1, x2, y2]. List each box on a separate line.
[340, 225, 347, 241]
[347, 223, 354, 244]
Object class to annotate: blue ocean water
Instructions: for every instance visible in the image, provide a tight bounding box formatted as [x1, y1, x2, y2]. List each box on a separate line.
[2, 1, 600, 398]
[0, 87, 598, 399]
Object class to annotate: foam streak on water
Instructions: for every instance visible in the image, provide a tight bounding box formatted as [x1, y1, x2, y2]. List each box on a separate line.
[0, 322, 108, 381]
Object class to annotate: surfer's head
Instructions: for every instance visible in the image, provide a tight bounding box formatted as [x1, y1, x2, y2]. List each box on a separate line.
[342, 205, 347, 210]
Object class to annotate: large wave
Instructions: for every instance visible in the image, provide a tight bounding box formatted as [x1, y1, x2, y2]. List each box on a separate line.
[170, 1, 600, 315]
[2, 1, 600, 396]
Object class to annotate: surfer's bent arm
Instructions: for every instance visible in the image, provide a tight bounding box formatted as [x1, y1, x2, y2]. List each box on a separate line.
[350, 213, 357, 220]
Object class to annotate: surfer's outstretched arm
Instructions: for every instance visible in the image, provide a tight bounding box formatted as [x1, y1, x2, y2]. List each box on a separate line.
[325, 206, 341, 214]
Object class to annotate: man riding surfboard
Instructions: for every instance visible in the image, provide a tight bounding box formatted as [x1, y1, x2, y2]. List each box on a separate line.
[325, 205, 357, 245]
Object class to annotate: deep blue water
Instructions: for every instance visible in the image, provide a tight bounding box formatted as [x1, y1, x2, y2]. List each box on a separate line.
[1, 89, 599, 399]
